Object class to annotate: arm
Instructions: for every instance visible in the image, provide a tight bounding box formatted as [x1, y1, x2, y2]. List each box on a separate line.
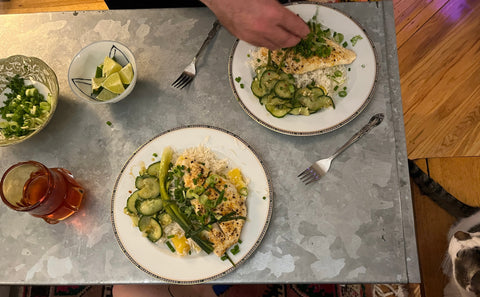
[200, 0, 310, 50]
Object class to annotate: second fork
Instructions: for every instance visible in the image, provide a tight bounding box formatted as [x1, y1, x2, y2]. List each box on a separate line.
[171, 20, 222, 89]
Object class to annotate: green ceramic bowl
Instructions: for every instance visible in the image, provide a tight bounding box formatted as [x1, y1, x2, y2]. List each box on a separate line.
[0, 55, 59, 146]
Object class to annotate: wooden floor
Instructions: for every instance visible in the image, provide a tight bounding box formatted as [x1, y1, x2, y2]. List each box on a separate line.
[1, 1, 480, 297]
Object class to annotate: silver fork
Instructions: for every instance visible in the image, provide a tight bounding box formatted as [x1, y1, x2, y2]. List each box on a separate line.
[171, 20, 222, 89]
[298, 113, 385, 185]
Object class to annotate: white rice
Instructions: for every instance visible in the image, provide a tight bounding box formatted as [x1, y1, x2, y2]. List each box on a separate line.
[176, 145, 229, 175]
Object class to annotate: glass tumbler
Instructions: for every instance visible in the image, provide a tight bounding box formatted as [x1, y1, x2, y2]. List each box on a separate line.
[0, 161, 85, 224]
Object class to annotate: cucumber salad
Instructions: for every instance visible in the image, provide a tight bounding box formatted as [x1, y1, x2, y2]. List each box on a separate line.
[124, 146, 248, 263]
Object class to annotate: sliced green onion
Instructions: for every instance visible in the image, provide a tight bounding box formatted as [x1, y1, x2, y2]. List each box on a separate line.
[166, 241, 176, 253]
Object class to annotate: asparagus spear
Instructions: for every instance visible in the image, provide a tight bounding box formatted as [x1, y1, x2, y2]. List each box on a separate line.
[158, 147, 214, 254]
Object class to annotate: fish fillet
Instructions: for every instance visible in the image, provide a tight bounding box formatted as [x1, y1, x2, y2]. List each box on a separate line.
[176, 156, 247, 257]
[259, 39, 356, 74]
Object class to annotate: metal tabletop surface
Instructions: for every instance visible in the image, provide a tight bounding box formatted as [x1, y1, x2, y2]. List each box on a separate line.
[0, 1, 420, 284]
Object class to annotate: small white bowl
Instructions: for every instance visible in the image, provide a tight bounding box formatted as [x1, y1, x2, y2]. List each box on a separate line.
[68, 40, 137, 104]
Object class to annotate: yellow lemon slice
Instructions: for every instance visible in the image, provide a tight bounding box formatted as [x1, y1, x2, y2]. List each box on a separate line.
[96, 88, 118, 101]
[102, 72, 125, 94]
[227, 168, 247, 194]
[102, 56, 122, 77]
[119, 63, 134, 85]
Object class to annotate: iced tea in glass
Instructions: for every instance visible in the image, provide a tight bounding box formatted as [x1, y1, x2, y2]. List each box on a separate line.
[0, 161, 85, 224]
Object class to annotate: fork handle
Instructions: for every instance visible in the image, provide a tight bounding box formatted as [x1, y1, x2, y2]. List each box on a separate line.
[330, 113, 385, 160]
[194, 19, 222, 60]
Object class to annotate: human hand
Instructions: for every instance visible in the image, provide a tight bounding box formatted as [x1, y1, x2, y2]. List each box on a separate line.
[200, 0, 310, 50]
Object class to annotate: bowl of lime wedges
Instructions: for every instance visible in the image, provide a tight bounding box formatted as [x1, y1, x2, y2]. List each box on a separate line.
[68, 40, 137, 104]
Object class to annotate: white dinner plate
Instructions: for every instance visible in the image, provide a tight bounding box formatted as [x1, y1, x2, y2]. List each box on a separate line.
[111, 125, 273, 284]
[228, 3, 378, 136]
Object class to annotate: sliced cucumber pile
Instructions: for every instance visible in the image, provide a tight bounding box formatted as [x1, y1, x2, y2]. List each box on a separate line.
[125, 161, 165, 243]
[251, 65, 334, 118]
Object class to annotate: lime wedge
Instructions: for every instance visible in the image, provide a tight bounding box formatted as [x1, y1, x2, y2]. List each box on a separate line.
[92, 77, 107, 92]
[102, 72, 125, 94]
[118, 63, 134, 85]
[95, 65, 103, 78]
[102, 56, 122, 77]
[96, 88, 118, 101]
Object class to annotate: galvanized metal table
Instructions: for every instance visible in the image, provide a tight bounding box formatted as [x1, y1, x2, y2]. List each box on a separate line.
[0, 1, 420, 284]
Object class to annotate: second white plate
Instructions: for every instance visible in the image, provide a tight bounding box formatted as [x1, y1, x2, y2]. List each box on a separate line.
[228, 3, 378, 136]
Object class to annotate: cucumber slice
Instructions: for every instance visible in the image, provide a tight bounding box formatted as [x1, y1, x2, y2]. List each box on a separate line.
[264, 97, 293, 118]
[137, 176, 160, 199]
[135, 175, 151, 189]
[260, 70, 282, 92]
[278, 72, 296, 85]
[138, 216, 163, 242]
[274, 80, 295, 99]
[126, 190, 141, 214]
[135, 198, 163, 216]
[289, 107, 310, 116]
[295, 87, 333, 113]
[146, 161, 161, 177]
[251, 78, 269, 98]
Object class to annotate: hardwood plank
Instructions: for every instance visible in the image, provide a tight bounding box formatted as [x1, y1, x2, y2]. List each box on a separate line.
[0, 0, 107, 14]
[400, 0, 480, 158]
[427, 157, 480, 206]
[395, 0, 449, 48]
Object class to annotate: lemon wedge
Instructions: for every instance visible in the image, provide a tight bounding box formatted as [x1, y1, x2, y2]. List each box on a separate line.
[227, 168, 247, 194]
[119, 63, 134, 85]
[102, 72, 125, 94]
[102, 56, 122, 77]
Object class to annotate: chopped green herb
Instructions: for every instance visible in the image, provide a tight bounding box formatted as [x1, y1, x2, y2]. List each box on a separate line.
[153, 153, 158, 157]
[230, 244, 240, 255]
[338, 90, 347, 97]
[342, 41, 348, 48]
[334, 70, 342, 77]
[167, 235, 175, 239]
[106, 121, 112, 126]
[361, 64, 366, 68]
[240, 83, 244, 89]
[235, 77, 241, 83]
[350, 35, 363, 46]
[334, 86, 339, 91]
[333, 32, 344, 44]
[166, 241, 176, 253]
[262, 196, 266, 200]
[0, 75, 52, 138]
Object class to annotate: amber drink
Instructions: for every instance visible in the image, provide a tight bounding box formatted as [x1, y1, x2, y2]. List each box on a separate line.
[0, 161, 85, 224]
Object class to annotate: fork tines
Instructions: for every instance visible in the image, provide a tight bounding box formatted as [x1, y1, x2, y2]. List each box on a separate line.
[298, 167, 320, 185]
[171, 73, 194, 89]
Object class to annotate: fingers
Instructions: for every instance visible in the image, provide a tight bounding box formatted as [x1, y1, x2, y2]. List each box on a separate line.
[262, 27, 303, 50]
[280, 8, 310, 39]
